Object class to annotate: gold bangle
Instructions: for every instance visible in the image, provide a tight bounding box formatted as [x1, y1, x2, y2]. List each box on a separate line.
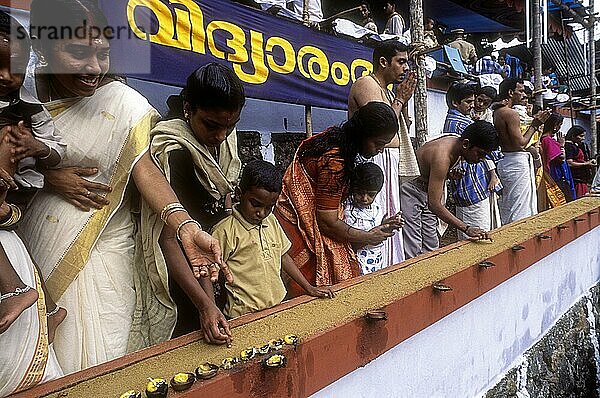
[0, 204, 21, 228]
[160, 203, 185, 224]
[176, 219, 202, 242]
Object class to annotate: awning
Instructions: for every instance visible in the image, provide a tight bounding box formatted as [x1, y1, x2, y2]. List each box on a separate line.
[425, 0, 518, 33]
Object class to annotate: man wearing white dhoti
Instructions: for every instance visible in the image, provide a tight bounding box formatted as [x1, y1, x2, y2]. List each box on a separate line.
[348, 40, 420, 266]
[493, 79, 550, 225]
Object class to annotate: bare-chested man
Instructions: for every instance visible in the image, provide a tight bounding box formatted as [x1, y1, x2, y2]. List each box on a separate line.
[401, 121, 498, 257]
[493, 78, 550, 224]
[348, 39, 418, 266]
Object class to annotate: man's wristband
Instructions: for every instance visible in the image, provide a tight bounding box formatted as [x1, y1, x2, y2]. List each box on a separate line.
[461, 225, 470, 233]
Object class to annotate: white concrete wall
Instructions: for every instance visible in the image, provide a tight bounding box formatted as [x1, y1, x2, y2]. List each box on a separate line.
[312, 226, 600, 398]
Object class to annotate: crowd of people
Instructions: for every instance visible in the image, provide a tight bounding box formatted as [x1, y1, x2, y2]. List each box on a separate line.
[0, 0, 598, 396]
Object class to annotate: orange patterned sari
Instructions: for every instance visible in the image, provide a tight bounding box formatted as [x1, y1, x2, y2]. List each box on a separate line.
[275, 137, 359, 297]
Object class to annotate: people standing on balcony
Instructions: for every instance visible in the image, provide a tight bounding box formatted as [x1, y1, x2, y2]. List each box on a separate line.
[540, 114, 576, 202]
[348, 39, 420, 266]
[498, 55, 511, 79]
[383, 1, 405, 36]
[291, 0, 323, 23]
[442, 83, 502, 244]
[423, 17, 439, 49]
[475, 48, 501, 76]
[360, 2, 378, 33]
[275, 102, 403, 297]
[401, 121, 498, 257]
[493, 79, 550, 224]
[564, 126, 596, 198]
[447, 29, 477, 69]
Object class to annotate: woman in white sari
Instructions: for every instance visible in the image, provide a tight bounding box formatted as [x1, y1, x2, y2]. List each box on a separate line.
[0, 230, 63, 396]
[17, 0, 231, 375]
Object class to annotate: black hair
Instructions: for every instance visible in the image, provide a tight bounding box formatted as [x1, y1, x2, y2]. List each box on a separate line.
[565, 125, 586, 141]
[30, 0, 110, 50]
[497, 78, 524, 100]
[360, 1, 372, 11]
[373, 40, 410, 71]
[476, 86, 497, 101]
[543, 113, 563, 134]
[351, 162, 384, 193]
[182, 63, 245, 113]
[0, 10, 31, 65]
[461, 120, 498, 152]
[446, 82, 475, 109]
[298, 101, 397, 189]
[239, 160, 282, 194]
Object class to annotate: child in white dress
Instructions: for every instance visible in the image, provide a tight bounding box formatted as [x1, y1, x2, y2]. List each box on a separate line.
[344, 163, 387, 275]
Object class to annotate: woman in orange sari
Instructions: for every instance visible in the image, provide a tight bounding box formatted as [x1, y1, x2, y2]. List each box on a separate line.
[275, 102, 403, 297]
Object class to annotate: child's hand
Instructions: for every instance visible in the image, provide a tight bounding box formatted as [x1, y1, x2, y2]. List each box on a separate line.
[379, 212, 403, 232]
[307, 285, 334, 299]
[4, 121, 50, 163]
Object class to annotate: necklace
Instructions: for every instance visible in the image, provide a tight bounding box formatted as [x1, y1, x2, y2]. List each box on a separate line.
[370, 73, 394, 104]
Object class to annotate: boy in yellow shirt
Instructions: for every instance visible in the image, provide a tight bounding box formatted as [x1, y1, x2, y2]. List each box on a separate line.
[211, 160, 333, 318]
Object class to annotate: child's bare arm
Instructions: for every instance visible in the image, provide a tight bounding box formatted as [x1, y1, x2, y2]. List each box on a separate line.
[281, 253, 333, 298]
[159, 225, 231, 345]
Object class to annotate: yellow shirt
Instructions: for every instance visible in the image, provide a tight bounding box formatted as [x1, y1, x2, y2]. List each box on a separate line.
[211, 207, 291, 318]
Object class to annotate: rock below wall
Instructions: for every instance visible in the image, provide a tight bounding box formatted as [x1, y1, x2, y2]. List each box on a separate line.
[486, 284, 600, 398]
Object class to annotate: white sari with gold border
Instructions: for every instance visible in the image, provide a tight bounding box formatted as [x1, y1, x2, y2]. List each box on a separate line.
[0, 231, 62, 396]
[17, 81, 160, 375]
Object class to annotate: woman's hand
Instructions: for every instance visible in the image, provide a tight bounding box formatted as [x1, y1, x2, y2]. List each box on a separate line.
[178, 222, 234, 284]
[3, 122, 48, 163]
[394, 71, 417, 104]
[365, 225, 394, 246]
[199, 302, 232, 345]
[43, 167, 112, 211]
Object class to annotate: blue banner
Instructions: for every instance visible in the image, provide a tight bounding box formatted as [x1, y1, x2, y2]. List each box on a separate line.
[99, 0, 375, 110]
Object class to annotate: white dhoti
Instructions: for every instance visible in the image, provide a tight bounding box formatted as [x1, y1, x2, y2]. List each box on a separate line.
[0, 231, 62, 396]
[455, 194, 501, 240]
[371, 148, 405, 267]
[592, 167, 600, 192]
[497, 152, 538, 225]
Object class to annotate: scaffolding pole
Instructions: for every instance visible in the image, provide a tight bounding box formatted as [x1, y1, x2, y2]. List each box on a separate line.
[590, 0, 597, 156]
[532, 0, 544, 108]
[410, 0, 428, 148]
[560, 12, 576, 125]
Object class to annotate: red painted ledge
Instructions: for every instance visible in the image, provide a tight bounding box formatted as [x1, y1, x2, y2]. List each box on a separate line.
[13, 200, 600, 398]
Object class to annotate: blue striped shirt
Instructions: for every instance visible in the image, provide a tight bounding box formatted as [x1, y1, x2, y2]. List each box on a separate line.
[443, 110, 502, 207]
